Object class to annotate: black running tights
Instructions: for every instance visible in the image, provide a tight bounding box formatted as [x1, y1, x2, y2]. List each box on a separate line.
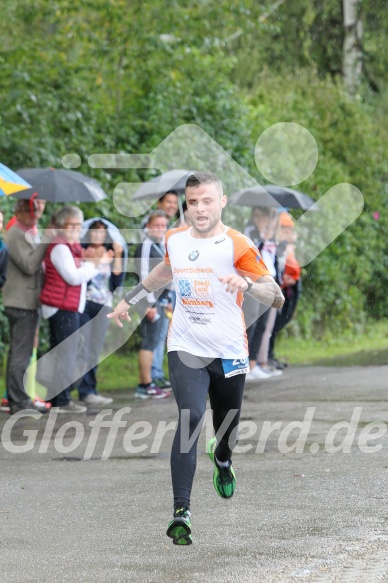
[168, 351, 245, 509]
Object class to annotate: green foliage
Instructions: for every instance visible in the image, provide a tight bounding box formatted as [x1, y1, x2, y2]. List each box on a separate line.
[245, 70, 387, 337]
[228, 0, 388, 91]
[0, 0, 387, 358]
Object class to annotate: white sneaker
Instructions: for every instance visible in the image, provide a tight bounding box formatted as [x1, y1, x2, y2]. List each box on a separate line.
[83, 394, 113, 406]
[55, 401, 87, 414]
[245, 366, 272, 381]
[261, 366, 283, 377]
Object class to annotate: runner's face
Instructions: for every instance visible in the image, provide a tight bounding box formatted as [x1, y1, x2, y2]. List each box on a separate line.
[186, 183, 226, 237]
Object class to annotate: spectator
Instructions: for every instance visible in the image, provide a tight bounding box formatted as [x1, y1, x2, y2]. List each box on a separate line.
[139, 193, 180, 387]
[40, 206, 102, 413]
[157, 191, 179, 223]
[6, 194, 46, 232]
[153, 191, 181, 384]
[141, 190, 180, 232]
[0, 209, 9, 411]
[76, 219, 124, 406]
[0, 211, 9, 413]
[268, 212, 301, 369]
[171, 200, 192, 228]
[255, 209, 283, 377]
[134, 211, 172, 399]
[0, 210, 8, 287]
[243, 207, 274, 380]
[243, 205, 271, 244]
[3, 198, 51, 414]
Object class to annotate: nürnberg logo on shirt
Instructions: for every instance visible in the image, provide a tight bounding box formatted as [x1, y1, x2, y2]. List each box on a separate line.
[188, 250, 199, 261]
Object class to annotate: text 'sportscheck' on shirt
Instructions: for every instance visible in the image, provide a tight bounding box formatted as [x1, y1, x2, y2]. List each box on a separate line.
[164, 226, 270, 359]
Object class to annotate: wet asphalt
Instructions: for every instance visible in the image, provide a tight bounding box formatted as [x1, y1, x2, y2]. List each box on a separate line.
[1, 365, 388, 583]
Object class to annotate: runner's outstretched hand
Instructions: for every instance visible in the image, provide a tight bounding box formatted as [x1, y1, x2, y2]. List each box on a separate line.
[107, 299, 132, 328]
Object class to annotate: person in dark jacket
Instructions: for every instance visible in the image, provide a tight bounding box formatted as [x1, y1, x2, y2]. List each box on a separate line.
[0, 210, 9, 412]
[134, 211, 172, 399]
[268, 212, 301, 369]
[0, 210, 8, 288]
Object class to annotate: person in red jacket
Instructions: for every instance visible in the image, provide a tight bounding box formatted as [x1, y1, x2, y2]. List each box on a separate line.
[40, 206, 107, 413]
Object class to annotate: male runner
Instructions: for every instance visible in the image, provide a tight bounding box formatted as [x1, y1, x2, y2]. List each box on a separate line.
[108, 171, 284, 545]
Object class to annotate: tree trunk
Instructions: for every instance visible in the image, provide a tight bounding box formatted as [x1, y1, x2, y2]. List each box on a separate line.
[343, 0, 363, 94]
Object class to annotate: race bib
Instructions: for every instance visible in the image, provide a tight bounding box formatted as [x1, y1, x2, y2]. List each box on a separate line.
[221, 357, 250, 378]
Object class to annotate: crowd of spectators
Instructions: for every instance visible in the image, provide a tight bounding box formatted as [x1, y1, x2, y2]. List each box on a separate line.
[0, 191, 301, 413]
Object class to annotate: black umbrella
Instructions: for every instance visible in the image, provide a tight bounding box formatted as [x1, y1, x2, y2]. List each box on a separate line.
[230, 184, 316, 210]
[14, 168, 107, 203]
[132, 169, 194, 200]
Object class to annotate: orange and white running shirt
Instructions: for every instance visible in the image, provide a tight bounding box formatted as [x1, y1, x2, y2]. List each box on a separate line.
[164, 226, 270, 359]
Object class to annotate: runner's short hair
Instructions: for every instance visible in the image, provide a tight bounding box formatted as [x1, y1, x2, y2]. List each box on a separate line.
[185, 171, 223, 196]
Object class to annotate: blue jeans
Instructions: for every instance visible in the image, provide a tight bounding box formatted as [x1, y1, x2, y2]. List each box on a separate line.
[77, 301, 111, 399]
[151, 310, 169, 379]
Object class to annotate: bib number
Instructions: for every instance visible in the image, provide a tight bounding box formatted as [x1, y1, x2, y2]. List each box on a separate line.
[221, 357, 249, 378]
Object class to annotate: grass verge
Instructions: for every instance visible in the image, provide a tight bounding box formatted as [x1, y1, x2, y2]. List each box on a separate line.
[1, 320, 387, 397]
[276, 319, 388, 367]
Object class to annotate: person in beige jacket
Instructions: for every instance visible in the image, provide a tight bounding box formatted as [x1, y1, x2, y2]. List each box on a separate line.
[3, 198, 50, 414]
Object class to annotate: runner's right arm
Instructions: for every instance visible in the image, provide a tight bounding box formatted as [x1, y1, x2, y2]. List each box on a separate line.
[107, 261, 173, 327]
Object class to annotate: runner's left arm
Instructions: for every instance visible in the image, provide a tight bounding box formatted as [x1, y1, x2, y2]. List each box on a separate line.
[247, 275, 285, 308]
[107, 261, 173, 327]
[219, 273, 284, 308]
[222, 232, 285, 308]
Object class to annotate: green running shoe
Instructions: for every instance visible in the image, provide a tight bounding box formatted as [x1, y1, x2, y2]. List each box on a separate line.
[173, 534, 192, 546]
[207, 437, 236, 499]
[166, 507, 192, 545]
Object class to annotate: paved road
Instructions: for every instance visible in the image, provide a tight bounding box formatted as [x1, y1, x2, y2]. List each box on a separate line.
[1, 366, 387, 582]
